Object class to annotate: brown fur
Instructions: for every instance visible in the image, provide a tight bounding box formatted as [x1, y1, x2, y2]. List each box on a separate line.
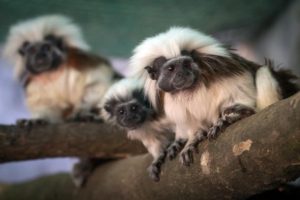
[66, 47, 110, 70]
[192, 51, 261, 88]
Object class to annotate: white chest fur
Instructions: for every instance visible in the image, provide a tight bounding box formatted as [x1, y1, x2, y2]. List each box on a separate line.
[164, 72, 257, 138]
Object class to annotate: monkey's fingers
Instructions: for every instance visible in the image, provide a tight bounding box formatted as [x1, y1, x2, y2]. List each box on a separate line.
[179, 144, 196, 166]
[207, 126, 219, 140]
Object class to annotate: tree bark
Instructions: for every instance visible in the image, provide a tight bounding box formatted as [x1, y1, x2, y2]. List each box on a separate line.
[0, 122, 145, 163]
[0, 92, 299, 200]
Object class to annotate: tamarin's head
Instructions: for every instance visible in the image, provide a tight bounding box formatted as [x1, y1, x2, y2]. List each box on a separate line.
[102, 78, 156, 130]
[129, 27, 230, 95]
[3, 15, 89, 78]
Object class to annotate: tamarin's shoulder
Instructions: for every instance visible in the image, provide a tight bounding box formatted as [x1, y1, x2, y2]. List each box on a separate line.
[66, 47, 111, 70]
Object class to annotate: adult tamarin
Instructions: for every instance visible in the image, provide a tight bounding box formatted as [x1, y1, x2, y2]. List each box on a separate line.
[102, 78, 172, 181]
[129, 27, 299, 166]
[3, 15, 119, 124]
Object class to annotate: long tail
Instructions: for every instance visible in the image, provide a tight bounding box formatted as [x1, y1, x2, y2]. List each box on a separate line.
[255, 60, 299, 110]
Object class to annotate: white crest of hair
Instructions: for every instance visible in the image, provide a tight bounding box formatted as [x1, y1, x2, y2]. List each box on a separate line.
[255, 66, 281, 110]
[3, 14, 90, 78]
[129, 27, 229, 108]
[101, 78, 144, 121]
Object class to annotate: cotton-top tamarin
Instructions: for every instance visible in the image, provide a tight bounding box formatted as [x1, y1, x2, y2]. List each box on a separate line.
[102, 78, 172, 181]
[3, 15, 120, 125]
[129, 27, 299, 166]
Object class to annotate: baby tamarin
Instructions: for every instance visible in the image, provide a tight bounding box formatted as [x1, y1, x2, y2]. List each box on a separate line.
[3, 15, 119, 124]
[129, 27, 299, 166]
[102, 78, 172, 181]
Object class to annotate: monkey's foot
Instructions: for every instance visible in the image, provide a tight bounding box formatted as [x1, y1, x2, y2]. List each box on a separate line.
[16, 119, 48, 127]
[222, 104, 255, 123]
[167, 139, 187, 160]
[148, 152, 166, 182]
[71, 158, 103, 188]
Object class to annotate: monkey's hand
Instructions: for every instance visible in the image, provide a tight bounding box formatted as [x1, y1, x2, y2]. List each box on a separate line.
[179, 132, 206, 166]
[147, 152, 166, 182]
[207, 119, 227, 140]
[69, 108, 103, 123]
[166, 138, 187, 160]
[208, 104, 255, 140]
[16, 118, 48, 127]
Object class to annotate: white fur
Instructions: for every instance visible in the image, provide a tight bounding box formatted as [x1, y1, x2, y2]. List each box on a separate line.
[256, 66, 281, 110]
[3, 14, 89, 78]
[129, 27, 229, 110]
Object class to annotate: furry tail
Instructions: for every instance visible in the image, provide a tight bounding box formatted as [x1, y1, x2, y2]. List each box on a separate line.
[256, 60, 299, 110]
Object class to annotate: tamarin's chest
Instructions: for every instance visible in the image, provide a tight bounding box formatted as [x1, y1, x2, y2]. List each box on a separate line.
[26, 66, 87, 105]
[164, 73, 257, 126]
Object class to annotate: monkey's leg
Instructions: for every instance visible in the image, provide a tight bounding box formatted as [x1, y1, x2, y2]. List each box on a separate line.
[167, 138, 187, 160]
[207, 104, 255, 140]
[179, 131, 206, 166]
[147, 151, 166, 182]
[144, 136, 169, 182]
[16, 118, 48, 127]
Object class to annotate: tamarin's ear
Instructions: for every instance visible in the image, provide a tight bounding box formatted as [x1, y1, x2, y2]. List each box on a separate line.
[18, 41, 30, 56]
[145, 66, 158, 80]
[145, 56, 167, 80]
[104, 104, 112, 113]
[180, 50, 191, 56]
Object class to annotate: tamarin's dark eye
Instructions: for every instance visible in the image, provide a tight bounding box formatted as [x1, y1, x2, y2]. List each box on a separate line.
[119, 108, 125, 115]
[130, 105, 137, 111]
[168, 65, 175, 71]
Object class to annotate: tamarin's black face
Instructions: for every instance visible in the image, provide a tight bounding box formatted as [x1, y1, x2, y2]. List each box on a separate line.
[18, 35, 66, 74]
[145, 51, 199, 93]
[104, 90, 155, 130]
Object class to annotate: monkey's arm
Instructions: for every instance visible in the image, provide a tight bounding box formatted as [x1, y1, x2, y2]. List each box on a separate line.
[129, 130, 170, 182]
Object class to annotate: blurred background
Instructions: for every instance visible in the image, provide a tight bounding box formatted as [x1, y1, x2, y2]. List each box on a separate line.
[0, 0, 299, 184]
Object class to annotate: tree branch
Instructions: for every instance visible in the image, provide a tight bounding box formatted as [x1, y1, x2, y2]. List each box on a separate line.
[0, 92, 299, 200]
[0, 122, 145, 163]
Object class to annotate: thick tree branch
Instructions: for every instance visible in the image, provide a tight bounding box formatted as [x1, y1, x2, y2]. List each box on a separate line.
[0, 93, 299, 200]
[0, 122, 145, 163]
